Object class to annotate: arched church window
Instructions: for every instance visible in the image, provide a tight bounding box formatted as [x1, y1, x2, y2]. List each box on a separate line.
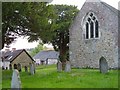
[90, 21, 94, 38]
[95, 20, 99, 38]
[86, 22, 89, 39]
[85, 12, 99, 39]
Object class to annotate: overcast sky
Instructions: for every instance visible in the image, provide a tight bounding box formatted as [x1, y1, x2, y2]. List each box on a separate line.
[51, 0, 119, 9]
[5, 0, 120, 50]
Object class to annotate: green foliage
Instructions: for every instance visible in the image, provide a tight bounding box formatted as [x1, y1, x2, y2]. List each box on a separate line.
[2, 65, 118, 88]
[2, 2, 55, 45]
[2, 3, 79, 64]
[51, 5, 79, 62]
[29, 44, 44, 57]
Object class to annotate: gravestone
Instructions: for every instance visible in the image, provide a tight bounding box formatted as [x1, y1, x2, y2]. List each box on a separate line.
[6, 67, 8, 70]
[65, 61, 71, 72]
[17, 63, 22, 72]
[30, 63, 34, 75]
[9, 64, 12, 70]
[2, 66, 4, 70]
[11, 64, 21, 89]
[33, 64, 36, 74]
[57, 61, 62, 72]
[24, 66, 28, 72]
[99, 57, 108, 74]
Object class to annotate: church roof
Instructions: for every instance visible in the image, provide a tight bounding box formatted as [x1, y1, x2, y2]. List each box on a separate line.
[84, 0, 120, 17]
[101, 1, 120, 17]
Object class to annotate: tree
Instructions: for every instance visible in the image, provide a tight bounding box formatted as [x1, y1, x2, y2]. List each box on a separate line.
[2, 2, 55, 46]
[26, 5, 79, 70]
[51, 5, 79, 70]
[29, 44, 44, 57]
[2, 3, 79, 70]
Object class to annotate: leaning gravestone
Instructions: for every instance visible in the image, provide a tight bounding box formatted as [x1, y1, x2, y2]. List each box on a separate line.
[99, 57, 108, 74]
[57, 61, 62, 72]
[65, 61, 71, 72]
[9, 64, 12, 70]
[30, 63, 34, 75]
[24, 66, 28, 72]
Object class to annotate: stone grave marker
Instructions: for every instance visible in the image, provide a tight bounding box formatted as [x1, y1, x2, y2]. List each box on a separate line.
[65, 61, 71, 72]
[24, 66, 28, 72]
[34, 64, 36, 74]
[99, 57, 108, 74]
[57, 60, 62, 72]
[9, 64, 12, 70]
[11, 64, 21, 89]
[17, 63, 22, 72]
[30, 63, 34, 75]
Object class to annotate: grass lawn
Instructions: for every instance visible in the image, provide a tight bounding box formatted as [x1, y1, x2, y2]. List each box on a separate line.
[2, 64, 118, 88]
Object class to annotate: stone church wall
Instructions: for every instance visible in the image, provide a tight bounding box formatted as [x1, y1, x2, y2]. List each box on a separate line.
[69, 1, 118, 69]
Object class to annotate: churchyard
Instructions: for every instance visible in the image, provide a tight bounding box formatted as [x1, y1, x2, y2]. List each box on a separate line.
[2, 64, 118, 88]
[1, 0, 120, 89]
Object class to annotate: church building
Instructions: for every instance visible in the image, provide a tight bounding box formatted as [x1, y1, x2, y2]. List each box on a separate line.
[69, 0, 119, 69]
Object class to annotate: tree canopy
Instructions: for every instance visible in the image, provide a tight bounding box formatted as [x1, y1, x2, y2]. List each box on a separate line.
[2, 3, 79, 70]
[29, 44, 44, 57]
[2, 2, 55, 46]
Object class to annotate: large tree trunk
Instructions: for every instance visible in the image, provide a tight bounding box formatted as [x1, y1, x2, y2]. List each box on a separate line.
[58, 32, 69, 71]
[59, 51, 67, 70]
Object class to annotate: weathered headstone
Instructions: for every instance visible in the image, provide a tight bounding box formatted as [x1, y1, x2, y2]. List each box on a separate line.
[65, 61, 71, 72]
[6, 67, 8, 70]
[30, 63, 34, 75]
[2, 66, 4, 70]
[9, 64, 12, 70]
[41, 61, 44, 65]
[57, 61, 62, 72]
[99, 57, 108, 74]
[24, 66, 28, 72]
[11, 64, 21, 89]
[33, 64, 36, 74]
[17, 63, 22, 72]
